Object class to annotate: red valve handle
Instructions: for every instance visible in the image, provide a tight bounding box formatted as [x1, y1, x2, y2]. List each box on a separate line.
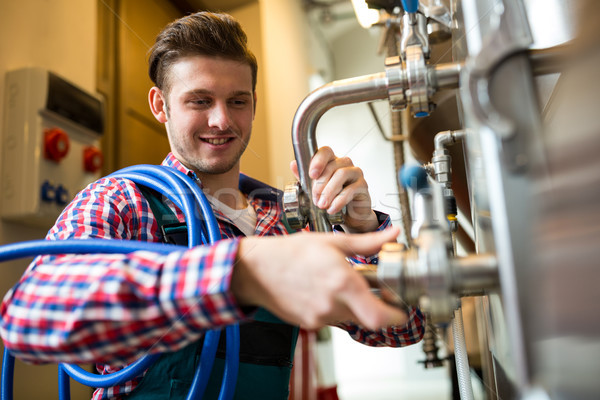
[44, 128, 70, 162]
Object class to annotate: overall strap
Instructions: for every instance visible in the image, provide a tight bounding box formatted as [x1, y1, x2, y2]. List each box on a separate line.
[137, 185, 177, 228]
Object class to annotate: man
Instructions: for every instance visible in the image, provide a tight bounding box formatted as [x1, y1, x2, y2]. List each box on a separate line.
[0, 12, 424, 399]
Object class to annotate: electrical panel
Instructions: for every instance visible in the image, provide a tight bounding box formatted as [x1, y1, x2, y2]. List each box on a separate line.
[1, 67, 104, 228]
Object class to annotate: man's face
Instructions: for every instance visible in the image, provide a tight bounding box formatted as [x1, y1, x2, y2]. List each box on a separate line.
[161, 55, 255, 176]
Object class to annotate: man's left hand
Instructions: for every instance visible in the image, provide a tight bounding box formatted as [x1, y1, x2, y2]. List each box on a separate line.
[290, 146, 379, 233]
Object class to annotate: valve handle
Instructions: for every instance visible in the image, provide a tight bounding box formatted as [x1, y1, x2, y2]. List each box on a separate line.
[401, 0, 419, 13]
[399, 164, 429, 192]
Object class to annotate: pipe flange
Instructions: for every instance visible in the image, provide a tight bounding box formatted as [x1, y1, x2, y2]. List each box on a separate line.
[385, 56, 408, 111]
[415, 228, 457, 323]
[377, 228, 457, 324]
[377, 242, 415, 307]
[283, 182, 308, 230]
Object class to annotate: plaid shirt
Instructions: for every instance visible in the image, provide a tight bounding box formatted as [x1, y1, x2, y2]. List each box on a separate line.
[0, 153, 424, 399]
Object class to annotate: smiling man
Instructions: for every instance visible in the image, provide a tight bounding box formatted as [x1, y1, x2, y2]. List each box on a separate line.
[0, 12, 424, 399]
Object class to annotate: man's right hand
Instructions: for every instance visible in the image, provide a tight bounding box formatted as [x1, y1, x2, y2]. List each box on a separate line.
[231, 227, 407, 330]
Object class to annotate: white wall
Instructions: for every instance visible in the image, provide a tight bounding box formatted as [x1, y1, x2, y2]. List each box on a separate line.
[0, 1, 97, 398]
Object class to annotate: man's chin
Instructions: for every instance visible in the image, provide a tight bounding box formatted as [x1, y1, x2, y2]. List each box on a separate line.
[193, 161, 239, 176]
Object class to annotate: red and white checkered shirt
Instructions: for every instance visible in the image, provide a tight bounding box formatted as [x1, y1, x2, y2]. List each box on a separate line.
[0, 153, 424, 399]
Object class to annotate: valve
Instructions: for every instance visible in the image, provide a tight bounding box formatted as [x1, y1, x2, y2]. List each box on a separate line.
[399, 0, 430, 60]
[282, 182, 344, 230]
[83, 146, 103, 173]
[373, 165, 499, 324]
[44, 127, 70, 162]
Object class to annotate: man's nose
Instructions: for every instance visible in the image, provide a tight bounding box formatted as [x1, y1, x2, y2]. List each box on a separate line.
[207, 102, 233, 130]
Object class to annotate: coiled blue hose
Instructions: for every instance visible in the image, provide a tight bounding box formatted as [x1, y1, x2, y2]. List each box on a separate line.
[1, 165, 240, 400]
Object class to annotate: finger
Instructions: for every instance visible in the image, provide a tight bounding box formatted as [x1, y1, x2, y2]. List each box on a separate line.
[343, 288, 409, 330]
[332, 226, 400, 258]
[308, 146, 336, 180]
[312, 157, 354, 206]
[332, 261, 408, 329]
[317, 167, 363, 212]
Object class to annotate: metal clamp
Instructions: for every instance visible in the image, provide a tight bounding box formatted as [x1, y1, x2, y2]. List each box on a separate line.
[282, 182, 344, 230]
[405, 45, 432, 117]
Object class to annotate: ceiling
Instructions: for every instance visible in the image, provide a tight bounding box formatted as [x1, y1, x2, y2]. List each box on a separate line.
[166, 0, 360, 44]
[168, 0, 257, 13]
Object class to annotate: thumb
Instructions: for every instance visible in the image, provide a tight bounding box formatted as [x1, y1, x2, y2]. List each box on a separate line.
[334, 226, 400, 258]
[289, 160, 299, 180]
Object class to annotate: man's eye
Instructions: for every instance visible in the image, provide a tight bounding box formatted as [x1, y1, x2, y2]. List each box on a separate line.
[230, 99, 248, 107]
[190, 98, 211, 106]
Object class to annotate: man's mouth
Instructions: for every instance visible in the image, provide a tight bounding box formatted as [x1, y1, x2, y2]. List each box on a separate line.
[201, 137, 232, 145]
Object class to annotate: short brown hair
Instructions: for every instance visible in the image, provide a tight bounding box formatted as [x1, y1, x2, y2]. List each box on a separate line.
[148, 12, 258, 95]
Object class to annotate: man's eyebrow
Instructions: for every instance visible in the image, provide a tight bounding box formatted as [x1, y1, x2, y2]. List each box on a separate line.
[230, 90, 253, 97]
[184, 89, 252, 97]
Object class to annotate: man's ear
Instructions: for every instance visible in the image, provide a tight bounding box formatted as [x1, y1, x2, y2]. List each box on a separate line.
[149, 86, 168, 123]
[252, 91, 257, 120]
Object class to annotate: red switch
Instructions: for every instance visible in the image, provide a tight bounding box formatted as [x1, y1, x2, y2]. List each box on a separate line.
[83, 146, 103, 173]
[44, 128, 70, 162]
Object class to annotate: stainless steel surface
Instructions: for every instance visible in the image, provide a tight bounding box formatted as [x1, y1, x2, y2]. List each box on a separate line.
[453, 0, 600, 398]
[385, 56, 408, 111]
[293, 1, 600, 397]
[460, 0, 539, 388]
[400, 12, 430, 58]
[283, 182, 308, 230]
[429, 62, 463, 90]
[451, 254, 499, 296]
[376, 179, 499, 324]
[291, 59, 461, 232]
[405, 45, 431, 116]
[282, 181, 345, 230]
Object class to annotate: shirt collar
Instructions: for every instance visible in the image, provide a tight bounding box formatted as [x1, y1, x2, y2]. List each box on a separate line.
[161, 153, 202, 187]
[160, 153, 285, 233]
[161, 152, 282, 203]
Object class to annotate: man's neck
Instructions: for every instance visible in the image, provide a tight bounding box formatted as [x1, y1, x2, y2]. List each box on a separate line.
[196, 168, 247, 210]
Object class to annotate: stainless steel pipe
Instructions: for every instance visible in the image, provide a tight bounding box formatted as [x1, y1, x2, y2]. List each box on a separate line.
[291, 73, 390, 232]
[291, 62, 463, 232]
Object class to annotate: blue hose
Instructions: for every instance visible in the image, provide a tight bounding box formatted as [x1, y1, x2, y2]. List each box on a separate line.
[0, 165, 240, 400]
[186, 330, 221, 400]
[1, 348, 14, 400]
[219, 324, 241, 400]
[0, 239, 184, 263]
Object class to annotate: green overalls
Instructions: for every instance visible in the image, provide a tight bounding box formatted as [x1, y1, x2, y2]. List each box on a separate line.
[129, 175, 299, 399]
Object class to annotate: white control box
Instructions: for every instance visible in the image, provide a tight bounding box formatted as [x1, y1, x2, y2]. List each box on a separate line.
[1, 68, 104, 228]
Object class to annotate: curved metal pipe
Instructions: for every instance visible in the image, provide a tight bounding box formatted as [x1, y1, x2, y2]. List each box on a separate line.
[291, 62, 463, 232]
[292, 72, 389, 232]
[433, 129, 466, 154]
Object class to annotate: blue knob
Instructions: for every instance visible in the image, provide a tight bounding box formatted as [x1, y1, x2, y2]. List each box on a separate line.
[399, 164, 428, 191]
[401, 0, 419, 13]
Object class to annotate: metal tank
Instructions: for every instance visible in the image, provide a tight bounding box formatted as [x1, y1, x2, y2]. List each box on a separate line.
[286, 0, 599, 399]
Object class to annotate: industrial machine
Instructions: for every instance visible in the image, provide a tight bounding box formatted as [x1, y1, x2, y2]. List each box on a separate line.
[285, 0, 600, 399]
[1, 68, 104, 228]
